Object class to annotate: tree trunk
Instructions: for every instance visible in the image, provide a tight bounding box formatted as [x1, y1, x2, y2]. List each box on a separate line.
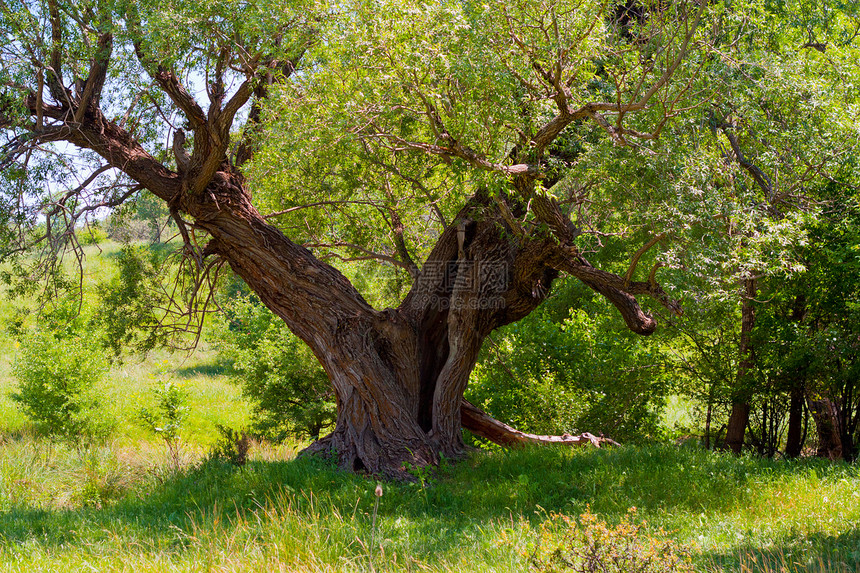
[785, 383, 804, 458]
[725, 277, 757, 454]
[178, 180, 636, 476]
[784, 295, 807, 459]
[807, 394, 843, 460]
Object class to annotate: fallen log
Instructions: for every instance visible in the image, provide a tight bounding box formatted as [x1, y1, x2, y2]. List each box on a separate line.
[460, 399, 620, 448]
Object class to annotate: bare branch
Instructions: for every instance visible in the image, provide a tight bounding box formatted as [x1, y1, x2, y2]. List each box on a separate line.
[629, 2, 706, 112]
[43, 164, 113, 216]
[304, 241, 413, 271]
[624, 233, 666, 286]
[263, 199, 380, 218]
[360, 152, 449, 228]
[364, 129, 539, 177]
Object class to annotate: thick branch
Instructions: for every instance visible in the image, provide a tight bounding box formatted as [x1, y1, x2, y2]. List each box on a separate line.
[723, 129, 773, 198]
[126, 8, 206, 130]
[389, 209, 419, 278]
[217, 79, 253, 133]
[624, 233, 665, 285]
[74, 30, 113, 122]
[151, 68, 207, 129]
[552, 247, 681, 334]
[45, 0, 66, 102]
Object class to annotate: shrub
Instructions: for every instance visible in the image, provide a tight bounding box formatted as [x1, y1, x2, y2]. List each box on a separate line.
[467, 279, 670, 443]
[79, 223, 109, 246]
[10, 330, 113, 443]
[212, 294, 335, 441]
[531, 508, 695, 573]
[210, 424, 251, 467]
[139, 379, 188, 470]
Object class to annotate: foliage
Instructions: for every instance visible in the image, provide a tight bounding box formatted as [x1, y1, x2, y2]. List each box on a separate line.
[209, 424, 251, 467]
[251, 0, 721, 272]
[531, 507, 695, 573]
[10, 329, 112, 444]
[468, 279, 671, 442]
[212, 294, 335, 441]
[752, 195, 860, 458]
[139, 379, 189, 471]
[95, 244, 169, 357]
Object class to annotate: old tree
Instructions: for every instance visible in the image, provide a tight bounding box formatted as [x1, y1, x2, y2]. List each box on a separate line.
[1, 0, 815, 474]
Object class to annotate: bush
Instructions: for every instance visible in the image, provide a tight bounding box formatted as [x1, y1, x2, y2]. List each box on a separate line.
[468, 279, 670, 443]
[212, 294, 335, 441]
[139, 379, 188, 470]
[10, 330, 113, 443]
[79, 224, 109, 246]
[531, 508, 695, 573]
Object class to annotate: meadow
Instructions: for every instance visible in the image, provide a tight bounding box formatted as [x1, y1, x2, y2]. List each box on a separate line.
[0, 244, 858, 572]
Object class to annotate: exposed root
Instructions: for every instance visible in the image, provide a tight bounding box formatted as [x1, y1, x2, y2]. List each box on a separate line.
[460, 399, 620, 448]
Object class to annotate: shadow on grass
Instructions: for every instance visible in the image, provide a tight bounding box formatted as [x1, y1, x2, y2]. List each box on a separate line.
[172, 359, 233, 379]
[0, 444, 856, 567]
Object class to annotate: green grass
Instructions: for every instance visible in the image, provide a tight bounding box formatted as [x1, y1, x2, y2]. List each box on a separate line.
[0, 242, 250, 443]
[0, 442, 858, 572]
[1, 243, 859, 571]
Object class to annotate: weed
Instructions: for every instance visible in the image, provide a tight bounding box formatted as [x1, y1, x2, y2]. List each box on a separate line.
[210, 424, 250, 467]
[530, 507, 696, 573]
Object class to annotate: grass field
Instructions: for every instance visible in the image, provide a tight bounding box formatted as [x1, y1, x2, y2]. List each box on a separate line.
[1, 244, 859, 572]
